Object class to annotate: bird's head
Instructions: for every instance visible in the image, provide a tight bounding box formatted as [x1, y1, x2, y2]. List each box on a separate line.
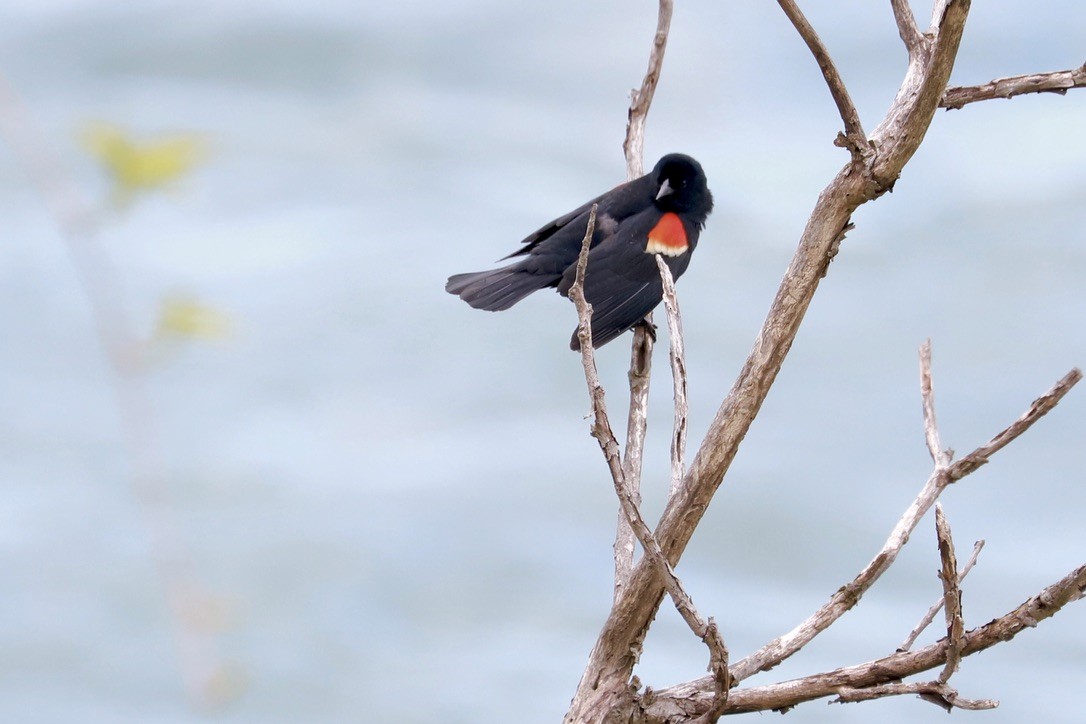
[651, 153, 713, 223]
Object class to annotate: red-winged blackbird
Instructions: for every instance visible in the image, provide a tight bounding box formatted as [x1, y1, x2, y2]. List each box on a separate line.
[446, 153, 713, 350]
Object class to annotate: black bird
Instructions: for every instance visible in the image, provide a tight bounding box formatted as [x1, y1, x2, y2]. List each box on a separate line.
[446, 153, 713, 349]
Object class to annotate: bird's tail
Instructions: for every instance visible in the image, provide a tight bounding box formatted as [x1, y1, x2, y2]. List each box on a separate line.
[445, 265, 554, 311]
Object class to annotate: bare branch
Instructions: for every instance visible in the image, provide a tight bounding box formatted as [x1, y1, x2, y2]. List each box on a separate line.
[655, 256, 688, 497]
[899, 539, 984, 651]
[645, 563, 1086, 718]
[615, 331, 651, 596]
[927, 0, 953, 31]
[729, 363, 1077, 683]
[947, 367, 1083, 482]
[835, 681, 997, 711]
[942, 63, 1086, 110]
[614, 0, 673, 598]
[623, 0, 674, 180]
[919, 340, 950, 466]
[934, 504, 964, 683]
[570, 205, 603, 395]
[890, 0, 924, 55]
[694, 618, 730, 724]
[777, 0, 868, 155]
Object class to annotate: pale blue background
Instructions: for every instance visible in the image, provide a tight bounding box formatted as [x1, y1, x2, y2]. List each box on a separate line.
[1, 1, 1084, 722]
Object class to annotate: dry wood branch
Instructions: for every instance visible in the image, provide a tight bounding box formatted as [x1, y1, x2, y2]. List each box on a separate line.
[616, 330, 654, 596]
[933, 504, 964, 683]
[655, 256, 688, 497]
[730, 362, 1078, 683]
[835, 681, 997, 711]
[869, 1, 970, 183]
[616, 329, 652, 597]
[942, 63, 1086, 110]
[947, 367, 1082, 481]
[567, 5, 976, 720]
[919, 340, 951, 466]
[890, 0, 924, 55]
[569, 205, 611, 454]
[616, 369, 649, 595]
[616, 319, 654, 596]
[696, 618, 731, 724]
[569, 207, 728, 718]
[643, 563, 1086, 719]
[776, 0, 868, 156]
[614, 0, 673, 597]
[899, 539, 984, 651]
[623, 0, 674, 180]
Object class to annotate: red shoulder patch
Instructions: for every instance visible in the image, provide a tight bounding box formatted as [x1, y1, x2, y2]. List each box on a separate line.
[645, 212, 688, 257]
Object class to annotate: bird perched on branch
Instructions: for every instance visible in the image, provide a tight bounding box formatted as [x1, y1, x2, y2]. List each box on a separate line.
[446, 153, 713, 350]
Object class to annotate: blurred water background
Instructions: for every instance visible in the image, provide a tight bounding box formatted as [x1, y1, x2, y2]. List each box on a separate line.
[1, 1, 1084, 722]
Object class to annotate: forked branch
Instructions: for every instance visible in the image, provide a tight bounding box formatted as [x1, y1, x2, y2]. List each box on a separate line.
[890, 0, 924, 55]
[899, 539, 984, 652]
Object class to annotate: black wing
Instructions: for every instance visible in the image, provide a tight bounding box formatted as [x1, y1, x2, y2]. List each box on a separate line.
[501, 173, 655, 259]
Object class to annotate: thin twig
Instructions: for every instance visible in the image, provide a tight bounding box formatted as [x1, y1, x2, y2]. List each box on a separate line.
[835, 681, 997, 711]
[899, 539, 984, 651]
[655, 256, 688, 497]
[919, 340, 951, 466]
[947, 367, 1083, 482]
[570, 205, 604, 410]
[942, 62, 1086, 110]
[614, 0, 673, 597]
[890, 0, 924, 55]
[623, 0, 674, 180]
[934, 504, 964, 683]
[776, 0, 868, 156]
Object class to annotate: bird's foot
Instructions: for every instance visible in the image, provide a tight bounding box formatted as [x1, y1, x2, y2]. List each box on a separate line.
[634, 317, 657, 343]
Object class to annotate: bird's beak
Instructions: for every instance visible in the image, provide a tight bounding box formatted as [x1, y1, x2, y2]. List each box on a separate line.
[656, 179, 673, 200]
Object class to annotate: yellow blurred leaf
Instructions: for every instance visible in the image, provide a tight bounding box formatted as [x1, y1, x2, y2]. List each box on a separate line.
[156, 296, 231, 340]
[80, 122, 207, 198]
